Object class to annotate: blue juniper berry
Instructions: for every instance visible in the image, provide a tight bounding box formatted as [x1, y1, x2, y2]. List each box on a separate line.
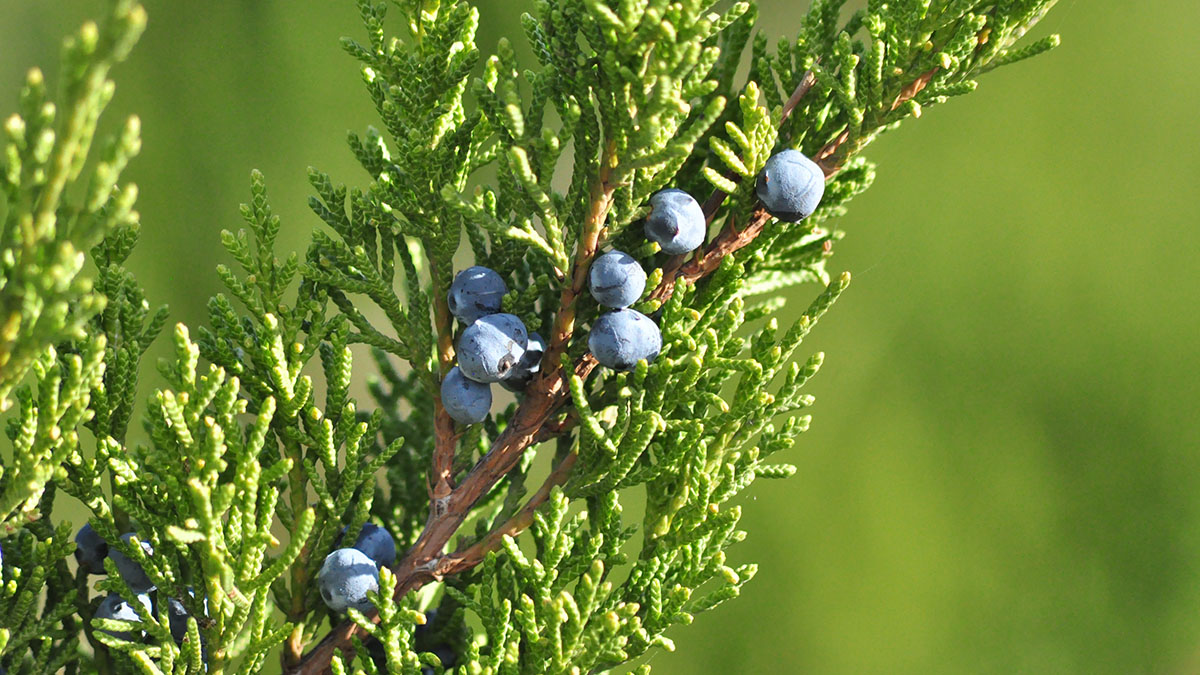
[588, 309, 662, 371]
[589, 250, 647, 309]
[447, 266, 507, 324]
[348, 523, 397, 568]
[755, 148, 826, 222]
[74, 523, 109, 575]
[317, 548, 380, 614]
[110, 533, 155, 592]
[167, 596, 190, 644]
[441, 366, 492, 424]
[456, 313, 528, 383]
[645, 189, 706, 254]
[163, 587, 206, 645]
[94, 593, 151, 642]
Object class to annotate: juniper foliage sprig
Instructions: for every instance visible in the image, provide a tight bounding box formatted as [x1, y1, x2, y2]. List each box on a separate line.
[0, 0, 145, 411]
[294, 1, 1058, 672]
[0, 0, 146, 533]
[0, 0, 1060, 673]
[0, 2, 149, 671]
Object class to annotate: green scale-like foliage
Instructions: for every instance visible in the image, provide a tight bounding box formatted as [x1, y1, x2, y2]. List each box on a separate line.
[0, 0, 1059, 673]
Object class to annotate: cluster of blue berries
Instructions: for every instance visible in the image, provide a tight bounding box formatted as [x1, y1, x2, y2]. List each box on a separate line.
[317, 523, 396, 614]
[6, 149, 830, 668]
[440, 152, 824, 423]
[588, 148, 825, 366]
[584, 187, 716, 370]
[440, 266, 546, 424]
[587, 244, 660, 369]
[73, 524, 201, 645]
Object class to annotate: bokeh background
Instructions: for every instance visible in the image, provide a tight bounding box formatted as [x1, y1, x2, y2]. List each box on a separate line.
[3, 1, 1198, 672]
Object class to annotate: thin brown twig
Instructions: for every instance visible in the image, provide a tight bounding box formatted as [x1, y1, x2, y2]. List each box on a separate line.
[890, 67, 938, 112]
[543, 141, 619, 371]
[440, 452, 579, 574]
[429, 258, 459, 505]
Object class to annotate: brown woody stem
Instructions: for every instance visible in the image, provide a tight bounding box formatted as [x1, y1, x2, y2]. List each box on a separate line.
[440, 452, 579, 574]
[428, 257, 459, 503]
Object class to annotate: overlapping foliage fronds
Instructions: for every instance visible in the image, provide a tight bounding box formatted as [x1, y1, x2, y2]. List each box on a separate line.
[0, 0, 1059, 673]
[0, 2, 149, 670]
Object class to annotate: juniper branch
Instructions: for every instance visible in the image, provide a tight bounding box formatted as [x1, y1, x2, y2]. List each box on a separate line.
[295, 63, 841, 673]
[1, 1, 1062, 673]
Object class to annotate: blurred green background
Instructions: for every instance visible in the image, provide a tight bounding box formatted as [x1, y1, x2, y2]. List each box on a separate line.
[4, 1, 1199, 673]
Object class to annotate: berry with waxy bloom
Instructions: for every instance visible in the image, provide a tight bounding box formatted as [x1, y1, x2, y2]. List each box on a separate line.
[755, 148, 825, 222]
[588, 309, 662, 371]
[645, 189, 705, 255]
[447, 266, 507, 323]
[441, 366, 492, 424]
[456, 313, 528, 383]
[318, 548, 380, 614]
[589, 250, 646, 309]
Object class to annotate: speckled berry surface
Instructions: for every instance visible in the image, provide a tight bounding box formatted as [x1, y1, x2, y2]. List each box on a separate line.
[645, 189, 705, 255]
[318, 548, 380, 614]
[457, 313, 528, 383]
[589, 250, 646, 308]
[588, 309, 662, 371]
[167, 596, 190, 643]
[351, 523, 397, 568]
[501, 331, 545, 392]
[754, 148, 825, 222]
[441, 366, 493, 423]
[447, 266, 507, 324]
[74, 523, 109, 575]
